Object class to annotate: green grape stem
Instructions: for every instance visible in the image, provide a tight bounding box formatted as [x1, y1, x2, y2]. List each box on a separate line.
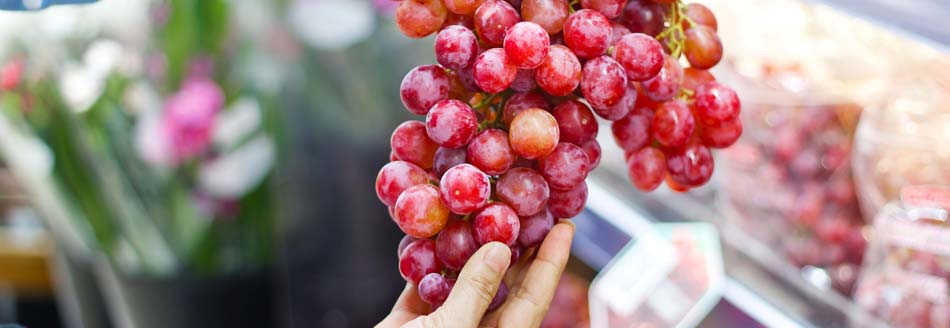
[657, 1, 691, 59]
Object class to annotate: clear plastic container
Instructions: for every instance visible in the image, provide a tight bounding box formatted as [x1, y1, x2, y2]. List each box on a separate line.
[589, 223, 724, 328]
[852, 60, 950, 218]
[716, 67, 868, 295]
[854, 186, 950, 328]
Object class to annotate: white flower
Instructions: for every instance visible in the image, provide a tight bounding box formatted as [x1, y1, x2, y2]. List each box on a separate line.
[288, 0, 375, 50]
[134, 109, 173, 169]
[84, 39, 123, 77]
[213, 97, 262, 149]
[58, 62, 104, 113]
[198, 135, 275, 199]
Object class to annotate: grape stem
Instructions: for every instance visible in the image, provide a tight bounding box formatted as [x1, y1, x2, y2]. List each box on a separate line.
[656, 1, 689, 59]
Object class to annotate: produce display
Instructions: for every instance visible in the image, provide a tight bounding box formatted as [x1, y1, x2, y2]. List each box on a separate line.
[854, 186, 950, 328]
[852, 65, 950, 218]
[380, 0, 740, 307]
[541, 272, 592, 328]
[719, 89, 866, 294]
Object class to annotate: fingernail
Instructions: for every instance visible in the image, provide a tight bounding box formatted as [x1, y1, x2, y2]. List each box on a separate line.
[558, 219, 576, 231]
[484, 243, 510, 273]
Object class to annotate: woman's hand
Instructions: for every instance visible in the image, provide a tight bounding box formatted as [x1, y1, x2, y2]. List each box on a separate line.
[376, 219, 576, 328]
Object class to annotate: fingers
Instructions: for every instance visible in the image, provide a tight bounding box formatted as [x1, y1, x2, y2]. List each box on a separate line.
[431, 242, 511, 328]
[391, 283, 430, 315]
[498, 220, 576, 327]
[376, 284, 428, 328]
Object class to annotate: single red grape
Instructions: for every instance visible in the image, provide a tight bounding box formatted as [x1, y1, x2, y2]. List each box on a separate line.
[510, 245, 523, 263]
[666, 141, 714, 187]
[682, 67, 715, 92]
[395, 184, 450, 238]
[684, 26, 723, 70]
[609, 22, 631, 46]
[399, 238, 443, 284]
[596, 83, 635, 120]
[473, 203, 521, 246]
[665, 175, 690, 192]
[626, 147, 666, 191]
[467, 129, 516, 175]
[548, 181, 588, 218]
[539, 143, 590, 190]
[376, 160, 430, 207]
[446, 70, 475, 101]
[436, 219, 480, 270]
[432, 147, 468, 178]
[441, 12, 476, 30]
[652, 100, 695, 148]
[445, 0, 485, 15]
[535, 45, 581, 96]
[619, 0, 666, 36]
[474, 0, 520, 46]
[641, 55, 683, 102]
[518, 207, 555, 247]
[502, 92, 550, 125]
[392, 120, 439, 170]
[563, 9, 612, 59]
[434, 26, 480, 70]
[488, 281, 509, 311]
[699, 117, 742, 148]
[633, 83, 662, 109]
[578, 139, 602, 170]
[497, 167, 550, 216]
[398, 235, 418, 258]
[396, 0, 449, 38]
[512, 157, 537, 169]
[611, 107, 653, 154]
[581, 0, 625, 19]
[426, 99, 478, 148]
[472, 48, 518, 94]
[693, 81, 740, 127]
[552, 99, 598, 144]
[683, 3, 717, 31]
[400, 65, 451, 115]
[521, 0, 570, 34]
[504, 22, 550, 69]
[457, 65, 481, 92]
[510, 69, 538, 92]
[613, 33, 664, 81]
[440, 164, 491, 214]
[581, 56, 627, 109]
[418, 273, 451, 305]
[509, 108, 560, 159]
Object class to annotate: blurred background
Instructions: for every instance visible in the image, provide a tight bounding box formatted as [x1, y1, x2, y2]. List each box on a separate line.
[0, 0, 946, 327]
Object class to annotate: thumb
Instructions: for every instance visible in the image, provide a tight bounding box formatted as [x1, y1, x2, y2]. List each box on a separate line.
[432, 242, 511, 326]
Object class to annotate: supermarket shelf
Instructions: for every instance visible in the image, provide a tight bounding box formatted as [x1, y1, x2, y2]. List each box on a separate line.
[806, 0, 950, 49]
[580, 169, 888, 328]
[575, 181, 809, 328]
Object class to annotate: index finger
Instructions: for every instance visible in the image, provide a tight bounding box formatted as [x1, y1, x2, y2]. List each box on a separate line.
[497, 220, 575, 327]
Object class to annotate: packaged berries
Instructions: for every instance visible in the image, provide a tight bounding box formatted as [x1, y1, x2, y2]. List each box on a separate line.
[854, 186, 950, 328]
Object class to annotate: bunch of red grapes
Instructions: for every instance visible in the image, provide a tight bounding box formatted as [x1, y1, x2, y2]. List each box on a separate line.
[378, 0, 741, 308]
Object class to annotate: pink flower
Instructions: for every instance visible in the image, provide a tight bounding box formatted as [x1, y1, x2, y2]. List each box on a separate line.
[161, 78, 225, 162]
[0, 59, 23, 91]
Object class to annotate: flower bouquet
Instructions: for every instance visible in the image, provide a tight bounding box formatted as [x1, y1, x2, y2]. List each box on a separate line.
[0, 0, 281, 326]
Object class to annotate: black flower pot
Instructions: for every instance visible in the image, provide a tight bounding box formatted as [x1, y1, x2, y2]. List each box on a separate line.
[96, 262, 274, 328]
